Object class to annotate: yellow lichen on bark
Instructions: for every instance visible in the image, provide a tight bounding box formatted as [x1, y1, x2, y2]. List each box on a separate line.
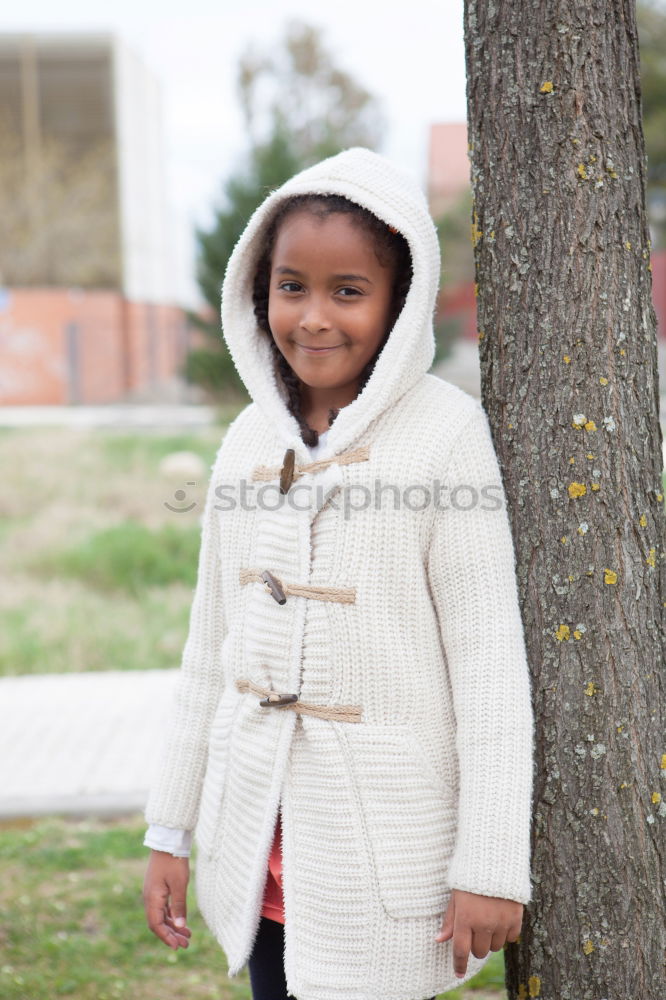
[471, 211, 483, 248]
[528, 975, 542, 997]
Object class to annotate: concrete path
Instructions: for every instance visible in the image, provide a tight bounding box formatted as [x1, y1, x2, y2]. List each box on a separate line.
[0, 404, 217, 429]
[0, 669, 178, 820]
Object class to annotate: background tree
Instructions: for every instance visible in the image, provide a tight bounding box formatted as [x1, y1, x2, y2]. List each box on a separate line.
[432, 188, 476, 362]
[637, 0, 666, 247]
[463, 0, 665, 997]
[187, 20, 385, 400]
[237, 20, 385, 162]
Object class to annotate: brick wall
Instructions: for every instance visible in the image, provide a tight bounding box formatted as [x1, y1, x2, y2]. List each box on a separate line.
[0, 288, 193, 404]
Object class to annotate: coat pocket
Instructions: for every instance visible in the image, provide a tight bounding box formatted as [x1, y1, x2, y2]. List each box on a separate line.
[194, 686, 241, 859]
[344, 723, 458, 919]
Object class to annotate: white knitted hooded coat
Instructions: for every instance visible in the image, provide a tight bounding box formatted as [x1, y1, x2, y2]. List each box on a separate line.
[143, 147, 534, 1000]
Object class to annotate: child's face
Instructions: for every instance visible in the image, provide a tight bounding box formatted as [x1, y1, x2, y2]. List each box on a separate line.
[267, 210, 395, 411]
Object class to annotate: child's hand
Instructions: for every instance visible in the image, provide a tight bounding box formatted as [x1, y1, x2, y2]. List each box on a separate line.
[435, 888, 523, 979]
[143, 850, 192, 951]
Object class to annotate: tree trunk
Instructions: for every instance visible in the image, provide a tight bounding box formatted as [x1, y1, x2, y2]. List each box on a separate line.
[463, 1, 666, 997]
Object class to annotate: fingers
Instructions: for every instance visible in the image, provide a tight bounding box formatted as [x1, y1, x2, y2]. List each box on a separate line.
[145, 893, 191, 950]
[143, 854, 192, 951]
[452, 923, 472, 978]
[435, 894, 473, 978]
[434, 896, 454, 943]
[166, 902, 192, 939]
[435, 891, 524, 979]
[505, 915, 523, 943]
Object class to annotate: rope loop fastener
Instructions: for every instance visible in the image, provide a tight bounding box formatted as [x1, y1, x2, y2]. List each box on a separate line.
[239, 568, 356, 605]
[252, 444, 371, 492]
[235, 678, 363, 723]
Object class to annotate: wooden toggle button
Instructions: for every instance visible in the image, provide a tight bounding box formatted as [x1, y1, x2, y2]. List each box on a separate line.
[279, 448, 296, 494]
[261, 569, 287, 605]
[259, 691, 299, 707]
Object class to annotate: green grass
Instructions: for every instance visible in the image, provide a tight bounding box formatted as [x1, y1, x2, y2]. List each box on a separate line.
[0, 814, 242, 999]
[0, 583, 193, 675]
[0, 426, 227, 676]
[99, 431, 220, 469]
[0, 814, 507, 1000]
[32, 521, 202, 595]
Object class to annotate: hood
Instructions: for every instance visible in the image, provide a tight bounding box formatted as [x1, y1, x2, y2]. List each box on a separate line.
[220, 146, 440, 463]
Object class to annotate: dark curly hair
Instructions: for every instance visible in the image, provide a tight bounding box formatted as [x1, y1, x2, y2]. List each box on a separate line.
[252, 193, 413, 447]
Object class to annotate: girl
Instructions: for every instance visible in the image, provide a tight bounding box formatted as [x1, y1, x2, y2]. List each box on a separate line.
[142, 146, 534, 1000]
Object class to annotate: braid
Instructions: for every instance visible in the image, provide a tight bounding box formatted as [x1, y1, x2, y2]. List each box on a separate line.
[274, 344, 319, 446]
[252, 194, 413, 446]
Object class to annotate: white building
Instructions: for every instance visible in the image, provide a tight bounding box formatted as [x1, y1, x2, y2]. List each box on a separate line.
[0, 31, 175, 304]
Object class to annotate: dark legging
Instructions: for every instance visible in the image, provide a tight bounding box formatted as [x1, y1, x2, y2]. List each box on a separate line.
[248, 917, 290, 1000]
[247, 916, 436, 1000]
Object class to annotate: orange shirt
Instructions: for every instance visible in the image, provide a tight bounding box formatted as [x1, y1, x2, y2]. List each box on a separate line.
[260, 811, 285, 923]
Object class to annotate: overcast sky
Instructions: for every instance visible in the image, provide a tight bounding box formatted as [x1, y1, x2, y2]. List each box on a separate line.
[1, 1, 468, 304]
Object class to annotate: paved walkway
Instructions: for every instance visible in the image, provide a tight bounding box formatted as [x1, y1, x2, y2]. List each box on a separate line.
[0, 670, 178, 820]
[0, 404, 218, 429]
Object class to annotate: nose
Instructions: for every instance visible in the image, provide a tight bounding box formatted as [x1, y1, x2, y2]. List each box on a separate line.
[299, 294, 332, 335]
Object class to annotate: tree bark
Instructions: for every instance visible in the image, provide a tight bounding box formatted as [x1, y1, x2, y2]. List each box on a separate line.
[463, 1, 666, 997]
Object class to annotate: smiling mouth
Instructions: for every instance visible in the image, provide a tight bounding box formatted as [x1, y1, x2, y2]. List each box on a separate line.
[296, 343, 343, 353]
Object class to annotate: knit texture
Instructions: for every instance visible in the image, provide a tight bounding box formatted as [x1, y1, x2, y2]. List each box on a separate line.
[143, 147, 534, 1000]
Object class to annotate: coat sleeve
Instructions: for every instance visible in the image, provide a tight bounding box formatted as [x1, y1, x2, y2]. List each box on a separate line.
[426, 403, 534, 904]
[143, 449, 227, 832]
